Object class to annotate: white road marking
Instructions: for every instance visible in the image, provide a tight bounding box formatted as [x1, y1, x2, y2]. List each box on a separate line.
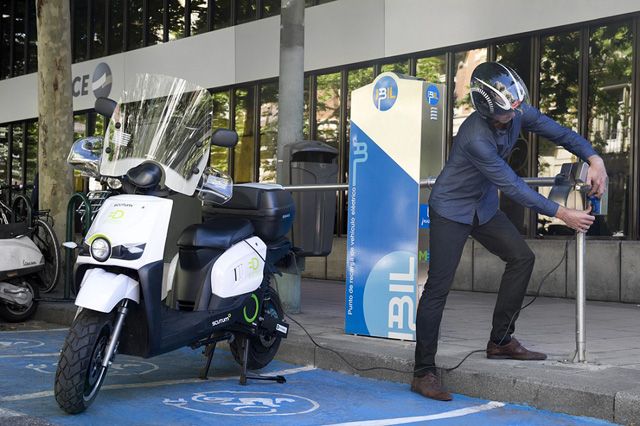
[0, 328, 67, 334]
[0, 407, 25, 418]
[0, 365, 317, 402]
[0, 352, 59, 359]
[324, 401, 506, 425]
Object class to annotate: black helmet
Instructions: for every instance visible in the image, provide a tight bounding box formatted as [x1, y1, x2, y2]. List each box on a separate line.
[470, 62, 530, 119]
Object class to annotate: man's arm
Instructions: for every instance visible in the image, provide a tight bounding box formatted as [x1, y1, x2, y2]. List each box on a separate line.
[521, 104, 608, 197]
[463, 138, 596, 232]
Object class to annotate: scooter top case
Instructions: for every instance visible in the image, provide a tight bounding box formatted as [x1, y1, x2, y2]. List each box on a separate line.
[0, 223, 43, 280]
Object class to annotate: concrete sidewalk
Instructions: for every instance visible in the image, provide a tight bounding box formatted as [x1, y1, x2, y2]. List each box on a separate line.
[34, 279, 640, 424]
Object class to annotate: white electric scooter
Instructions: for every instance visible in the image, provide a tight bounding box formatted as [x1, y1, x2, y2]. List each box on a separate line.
[55, 74, 292, 414]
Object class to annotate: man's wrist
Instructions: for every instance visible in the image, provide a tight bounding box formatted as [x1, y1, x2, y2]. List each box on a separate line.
[555, 205, 566, 219]
[587, 155, 603, 166]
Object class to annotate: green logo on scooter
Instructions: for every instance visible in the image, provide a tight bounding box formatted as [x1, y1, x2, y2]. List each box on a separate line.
[243, 294, 259, 323]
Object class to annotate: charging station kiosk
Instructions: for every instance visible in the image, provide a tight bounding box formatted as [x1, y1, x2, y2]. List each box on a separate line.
[345, 73, 445, 340]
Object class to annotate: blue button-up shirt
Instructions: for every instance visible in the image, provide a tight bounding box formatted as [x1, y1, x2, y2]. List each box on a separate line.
[429, 104, 598, 225]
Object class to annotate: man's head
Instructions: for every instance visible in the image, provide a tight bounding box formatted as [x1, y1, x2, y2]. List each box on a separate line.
[470, 62, 529, 124]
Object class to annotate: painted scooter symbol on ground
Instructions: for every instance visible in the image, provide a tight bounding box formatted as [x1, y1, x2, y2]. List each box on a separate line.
[0, 339, 45, 351]
[26, 360, 159, 375]
[163, 391, 320, 416]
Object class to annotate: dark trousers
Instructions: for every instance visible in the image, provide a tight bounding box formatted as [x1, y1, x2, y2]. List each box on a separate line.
[414, 208, 535, 376]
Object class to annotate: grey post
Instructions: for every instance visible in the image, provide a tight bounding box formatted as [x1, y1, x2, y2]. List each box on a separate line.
[276, 0, 305, 313]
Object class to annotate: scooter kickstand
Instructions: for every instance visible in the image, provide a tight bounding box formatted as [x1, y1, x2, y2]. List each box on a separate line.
[239, 338, 286, 385]
[199, 342, 217, 380]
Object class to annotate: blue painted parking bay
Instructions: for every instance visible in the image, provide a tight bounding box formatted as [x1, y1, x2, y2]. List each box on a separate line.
[0, 328, 613, 425]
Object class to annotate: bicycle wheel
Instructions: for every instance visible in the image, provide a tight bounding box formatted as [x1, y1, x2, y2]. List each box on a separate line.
[32, 218, 61, 293]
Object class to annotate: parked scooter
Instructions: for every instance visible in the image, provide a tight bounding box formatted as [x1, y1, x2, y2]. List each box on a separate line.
[0, 190, 60, 322]
[55, 74, 292, 414]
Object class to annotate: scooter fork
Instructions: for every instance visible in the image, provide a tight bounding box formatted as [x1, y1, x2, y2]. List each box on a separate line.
[101, 300, 129, 369]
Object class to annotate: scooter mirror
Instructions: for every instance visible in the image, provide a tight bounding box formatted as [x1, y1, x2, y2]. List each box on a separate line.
[67, 136, 103, 178]
[197, 167, 233, 205]
[211, 129, 238, 148]
[95, 97, 118, 118]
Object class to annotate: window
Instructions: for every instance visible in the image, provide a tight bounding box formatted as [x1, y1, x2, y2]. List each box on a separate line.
[74, 114, 87, 141]
[380, 60, 409, 75]
[190, 0, 209, 35]
[147, 0, 164, 45]
[26, 121, 37, 186]
[315, 72, 341, 151]
[211, 91, 230, 173]
[416, 55, 446, 83]
[213, 0, 232, 29]
[496, 38, 532, 235]
[262, 0, 280, 18]
[127, 0, 144, 50]
[13, 0, 25, 75]
[452, 47, 487, 137]
[0, 126, 8, 187]
[72, 0, 88, 62]
[26, 0, 36, 73]
[1, 1, 11, 79]
[587, 22, 633, 237]
[90, 0, 106, 59]
[234, 87, 256, 183]
[108, 0, 124, 54]
[236, 0, 257, 25]
[168, 0, 186, 40]
[537, 31, 581, 236]
[259, 82, 278, 182]
[11, 125, 23, 187]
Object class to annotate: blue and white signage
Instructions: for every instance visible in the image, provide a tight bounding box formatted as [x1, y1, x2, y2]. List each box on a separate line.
[372, 76, 399, 111]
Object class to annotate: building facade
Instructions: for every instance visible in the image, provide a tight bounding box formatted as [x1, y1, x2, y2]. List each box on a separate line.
[1, 0, 640, 301]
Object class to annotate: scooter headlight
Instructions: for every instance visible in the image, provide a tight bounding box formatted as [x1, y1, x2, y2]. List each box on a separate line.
[90, 237, 111, 262]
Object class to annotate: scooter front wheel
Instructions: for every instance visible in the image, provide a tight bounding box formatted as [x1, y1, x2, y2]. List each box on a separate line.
[55, 309, 114, 414]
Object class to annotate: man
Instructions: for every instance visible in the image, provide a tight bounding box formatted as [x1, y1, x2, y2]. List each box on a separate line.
[411, 62, 608, 401]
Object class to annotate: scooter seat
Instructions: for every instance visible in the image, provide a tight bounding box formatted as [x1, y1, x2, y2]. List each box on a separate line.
[0, 222, 30, 239]
[177, 217, 254, 249]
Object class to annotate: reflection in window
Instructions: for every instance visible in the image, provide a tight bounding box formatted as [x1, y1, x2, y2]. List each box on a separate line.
[190, 0, 209, 35]
[1, 1, 10, 79]
[93, 113, 105, 136]
[11, 125, 23, 187]
[537, 31, 580, 236]
[259, 83, 278, 182]
[416, 55, 446, 83]
[0, 126, 8, 186]
[13, 0, 25, 75]
[316, 72, 341, 150]
[168, 0, 186, 40]
[74, 114, 87, 141]
[236, 0, 256, 25]
[587, 22, 633, 237]
[26, 122, 37, 186]
[213, 0, 232, 29]
[127, 0, 144, 50]
[496, 39, 531, 235]
[380, 60, 409, 75]
[90, 0, 106, 58]
[26, 1, 37, 73]
[234, 87, 256, 183]
[72, 0, 88, 62]
[108, 0, 123, 54]
[346, 67, 374, 146]
[452, 48, 487, 136]
[303, 77, 310, 139]
[211, 91, 230, 173]
[262, 0, 281, 17]
[147, 0, 164, 45]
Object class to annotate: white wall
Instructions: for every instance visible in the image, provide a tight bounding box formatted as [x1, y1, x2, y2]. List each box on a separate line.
[1, 0, 639, 123]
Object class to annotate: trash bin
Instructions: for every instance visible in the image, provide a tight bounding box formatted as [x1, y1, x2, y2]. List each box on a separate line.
[286, 141, 339, 256]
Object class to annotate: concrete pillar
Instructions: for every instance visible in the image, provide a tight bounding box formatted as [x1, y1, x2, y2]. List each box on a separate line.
[276, 0, 305, 313]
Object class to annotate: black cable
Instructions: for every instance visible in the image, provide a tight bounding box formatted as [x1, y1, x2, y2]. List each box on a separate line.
[277, 240, 569, 376]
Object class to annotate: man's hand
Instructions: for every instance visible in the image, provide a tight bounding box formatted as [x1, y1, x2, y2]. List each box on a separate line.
[586, 155, 608, 197]
[555, 205, 595, 233]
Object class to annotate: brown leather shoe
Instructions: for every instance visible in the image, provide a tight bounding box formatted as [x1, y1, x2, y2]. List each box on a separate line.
[410, 372, 452, 401]
[486, 337, 547, 360]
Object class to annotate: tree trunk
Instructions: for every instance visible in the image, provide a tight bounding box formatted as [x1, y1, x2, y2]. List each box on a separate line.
[36, 0, 74, 241]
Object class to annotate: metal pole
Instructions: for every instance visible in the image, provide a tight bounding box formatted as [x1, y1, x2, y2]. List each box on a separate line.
[576, 229, 586, 362]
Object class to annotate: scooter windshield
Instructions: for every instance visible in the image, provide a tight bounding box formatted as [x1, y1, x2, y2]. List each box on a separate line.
[100, 74, 211, 196]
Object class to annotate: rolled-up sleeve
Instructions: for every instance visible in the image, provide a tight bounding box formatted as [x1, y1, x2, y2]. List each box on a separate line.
[521, 104, 598, 161]
[462, 137, 560, 217]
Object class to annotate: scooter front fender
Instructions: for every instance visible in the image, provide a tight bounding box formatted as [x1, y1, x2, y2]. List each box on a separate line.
[75, 268, 140, 313]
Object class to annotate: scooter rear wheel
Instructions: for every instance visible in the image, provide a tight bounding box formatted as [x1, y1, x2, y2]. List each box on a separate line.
[32, 218, 61, 293]
[0, 281, 38, 322]
[230, 290, 284, 370]
[54, 309, 114, 414]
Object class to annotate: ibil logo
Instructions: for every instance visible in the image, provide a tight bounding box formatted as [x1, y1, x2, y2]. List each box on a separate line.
[373, 76, 398, 111]
[426, 84, 440, 106]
